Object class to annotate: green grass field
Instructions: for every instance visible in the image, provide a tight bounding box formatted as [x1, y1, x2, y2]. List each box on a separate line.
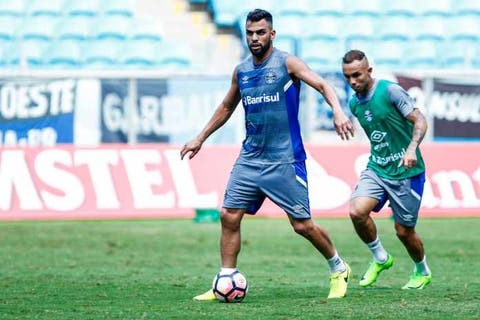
[0, 217, 479, 319]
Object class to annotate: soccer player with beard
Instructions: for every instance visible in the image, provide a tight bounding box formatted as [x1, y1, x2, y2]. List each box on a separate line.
[181, 8, 354, 300]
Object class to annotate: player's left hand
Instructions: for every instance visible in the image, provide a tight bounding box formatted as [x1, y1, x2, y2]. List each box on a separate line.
[180, 138, 203, 160]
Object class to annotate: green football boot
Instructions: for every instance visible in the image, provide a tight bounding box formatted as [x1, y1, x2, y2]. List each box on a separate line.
[328, 263, 351, 299]
[359, 254, 394, 287]
[402, 272, 432, 290]
[193, 289, 216, 301]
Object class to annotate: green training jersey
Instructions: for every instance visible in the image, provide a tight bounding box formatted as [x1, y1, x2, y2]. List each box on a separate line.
[349, 79, 425, 179]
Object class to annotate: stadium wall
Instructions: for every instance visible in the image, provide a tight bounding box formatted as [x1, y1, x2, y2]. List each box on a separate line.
[0, 143, 479, 220]
[0, 70, 479, 220]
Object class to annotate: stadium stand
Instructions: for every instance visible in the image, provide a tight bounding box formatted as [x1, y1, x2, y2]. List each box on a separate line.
[19, 15, 60, 41]
[83, 38, 122, 68]
[444, 38, 478, 68]
[121, 38, 160, 68]
[405, 39, 440, 69]
[94, 15, 132, 40]
[310, 0, 345, 17]
[2, 0, 479, 71]
[204, 0, 480, 71]
[0, 0, 26, 17]
[383, 0, 418, 17]
[131, 17, 164, 41]
[274, 36, 296, 55]
[276, 0, 311, 17]
[102, 0, 136, 17]
[157, 39, 194, 71]
[0, 16, 18, 41]
[448, 14, 480, 41]
[455, 0, 480, 15]
[207, 0, 238, 28]
[414, 15, 447, 42]
[64, 0, 100, 17]
[27, 0, 64, 17]
[57, 16, 93, 41]
[46, 39, 82, 68]
[304, 15, 343, 42]
[371, 39, 406, 70]
[300, 38, 344, 71]
[377, 15, 413, 42]
[345, 0, 382, 17]
[419, 0, 452, 16]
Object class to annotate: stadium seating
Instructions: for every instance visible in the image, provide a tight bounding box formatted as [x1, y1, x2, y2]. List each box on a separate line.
[157, 40, 193, 71]
[448, 14, 480, 41]
[57, 16, 93, 41]
[94, 15, 132, 40]
[419, 0, 452, 17]
[10, 39, 48, 68]
[414, 15, 447, 42]
[300, 38, 344, 71]
[274, 36, 296, 55]
[371, 39, 406, 70]
[274, 14, 304, 41]
[304, 15, 343, 42]
[0, 0, 26, 17]
[1, 0, 479, 71]
[345, 0, 382, 17]
[27, 0, 64, 17]
[443, 38, 477, 68]
[46, 39, 82, 68]
[473, 45, 480, 68]
[208, 0, 238, 28]
[343, 15, 376, 44]
[244, 0, 275, 14]
[455, 0, 480, 15]
[276, 0, 310, 17]
[64, 0, 100, 17]
[377, 15, 413, 42]
[383, 0, 418, 17]
[131, 17, 164, 41]
[405, 39, 440, 69]
[19, 15, 60, 41]
[310, 0, 345, 17]
[121, 39, 160, 68]
[101, 0, 136, 17]
[83, 39, 122, 68]
[0, 16, 18, 41]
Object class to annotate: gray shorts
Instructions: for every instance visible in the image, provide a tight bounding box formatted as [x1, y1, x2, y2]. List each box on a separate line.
[351, 168, 426, 227]
[223, 161, 311, 219]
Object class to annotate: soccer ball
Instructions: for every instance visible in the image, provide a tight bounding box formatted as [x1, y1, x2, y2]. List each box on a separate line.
[212, 270, 248, 303]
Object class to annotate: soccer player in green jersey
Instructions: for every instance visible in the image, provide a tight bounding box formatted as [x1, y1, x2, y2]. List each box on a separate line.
[341, 50, 432, 290]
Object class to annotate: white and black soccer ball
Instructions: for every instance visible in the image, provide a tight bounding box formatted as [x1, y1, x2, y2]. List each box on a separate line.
[212, 270, 248, 303]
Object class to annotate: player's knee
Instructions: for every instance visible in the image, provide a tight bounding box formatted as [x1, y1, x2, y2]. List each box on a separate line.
[220, 209, 241, 230]
[292, 220, 313, 237]
[395, 225, 414, 241]
[349, 208, 367, 223]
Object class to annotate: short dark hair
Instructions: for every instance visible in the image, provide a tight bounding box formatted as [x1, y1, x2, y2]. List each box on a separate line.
[246, 8, 273, 27]
[342, 50, 367, 64]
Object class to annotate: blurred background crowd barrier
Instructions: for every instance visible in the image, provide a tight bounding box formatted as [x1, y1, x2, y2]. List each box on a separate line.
[0, 0, 479, 219]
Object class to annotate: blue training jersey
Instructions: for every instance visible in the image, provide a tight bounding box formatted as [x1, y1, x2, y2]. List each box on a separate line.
[236, 48, 305, 164]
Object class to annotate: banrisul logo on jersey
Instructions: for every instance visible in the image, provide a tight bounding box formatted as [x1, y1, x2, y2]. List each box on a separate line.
[243, 92, 280, 106]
